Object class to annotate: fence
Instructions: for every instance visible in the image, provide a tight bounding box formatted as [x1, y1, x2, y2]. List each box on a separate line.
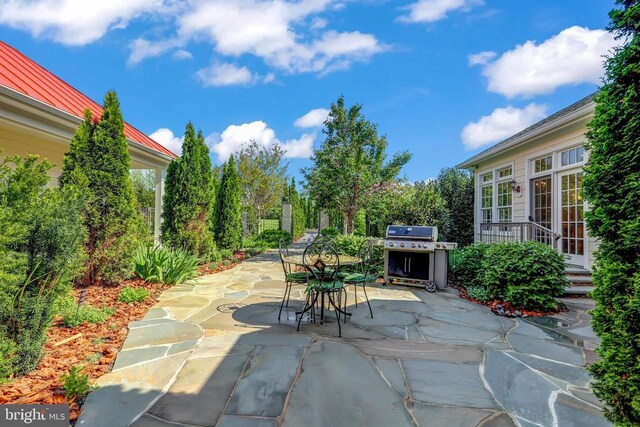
[258, 218, 280, 234]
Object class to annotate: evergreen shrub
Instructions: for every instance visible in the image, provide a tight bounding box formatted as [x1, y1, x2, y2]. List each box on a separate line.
[582, 2, 640, 422]
[453, 242, 566, 311]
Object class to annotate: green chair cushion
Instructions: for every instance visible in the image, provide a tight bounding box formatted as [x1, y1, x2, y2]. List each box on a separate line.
[307, 279, 344, 291]
[286, 272, 310, 282]
[336, 271, 351, 279]
[342, 273, 377, 283]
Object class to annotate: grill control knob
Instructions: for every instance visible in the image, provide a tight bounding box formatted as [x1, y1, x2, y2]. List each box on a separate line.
[400, 243, 405, 248]
[411, 243, 416, 248]
[418, 244, 422, 248]
[389, 242, 394, 247]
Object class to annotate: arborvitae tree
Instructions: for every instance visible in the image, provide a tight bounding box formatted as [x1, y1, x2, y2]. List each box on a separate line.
[59, 109, 93, 188]
[215, 156, 242, 250]
[61, 91, 143, 285]
[583, 2, 640, 424]
[289, 178, 305, 238]
[161, 123, 215, 257]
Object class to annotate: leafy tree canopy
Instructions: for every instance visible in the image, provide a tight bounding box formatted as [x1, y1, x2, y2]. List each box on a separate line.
[302, 96, 411, 234]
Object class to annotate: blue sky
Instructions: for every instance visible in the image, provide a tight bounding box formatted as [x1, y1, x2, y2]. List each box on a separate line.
[0, 0, 617, 182]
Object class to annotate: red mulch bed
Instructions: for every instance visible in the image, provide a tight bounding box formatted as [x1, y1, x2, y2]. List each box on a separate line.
[0, 252, 249, 424]
[455, 285, 563, 317]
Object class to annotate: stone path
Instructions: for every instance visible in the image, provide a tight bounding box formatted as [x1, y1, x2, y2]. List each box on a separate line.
[77, 234, 609, 427]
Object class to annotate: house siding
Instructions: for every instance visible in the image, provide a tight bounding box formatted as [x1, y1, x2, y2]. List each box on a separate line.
[471, 117, 597, 270]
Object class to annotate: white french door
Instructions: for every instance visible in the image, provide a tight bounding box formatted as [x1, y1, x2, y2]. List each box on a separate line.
[557, 169, 585, 266]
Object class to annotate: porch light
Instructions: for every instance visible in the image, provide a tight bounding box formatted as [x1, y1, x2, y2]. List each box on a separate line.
[510, 179, 521, 193]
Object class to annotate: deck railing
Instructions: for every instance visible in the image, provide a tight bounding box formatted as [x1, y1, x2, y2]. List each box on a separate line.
[479, 221, 560, 249]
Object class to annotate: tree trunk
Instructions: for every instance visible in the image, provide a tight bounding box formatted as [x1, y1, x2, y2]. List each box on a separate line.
[345, 212, 355, 235]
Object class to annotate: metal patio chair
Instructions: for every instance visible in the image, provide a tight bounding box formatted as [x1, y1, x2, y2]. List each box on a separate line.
[342, 239, 375, 319]
[297, 241, 349, 336]
[278, 238, 308, 321]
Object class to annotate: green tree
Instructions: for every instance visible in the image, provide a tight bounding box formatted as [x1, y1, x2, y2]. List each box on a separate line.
[236, 141, 288, 235]
[1, 155, 85, 376]
[436, 168, 474, 246]
[583, 2, 640, 424]
[303, 96, 411, 234]
[288, 178, 306, 237]
[60, 91, 143, 285]
[161, 123, 215, 257]
[215, 156, 242, 250]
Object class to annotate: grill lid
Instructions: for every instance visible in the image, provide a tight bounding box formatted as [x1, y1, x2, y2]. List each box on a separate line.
[385, 225, 438, 241]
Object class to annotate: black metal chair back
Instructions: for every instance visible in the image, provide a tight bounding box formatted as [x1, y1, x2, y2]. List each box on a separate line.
[310, 235, 337, 250]
[355, 240, 373, 277]
[303, 241, 340, 283]
[279, 238, 293, 275]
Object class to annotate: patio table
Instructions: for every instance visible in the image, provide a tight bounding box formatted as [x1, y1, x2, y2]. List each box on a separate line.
[281, 254, 362, 267]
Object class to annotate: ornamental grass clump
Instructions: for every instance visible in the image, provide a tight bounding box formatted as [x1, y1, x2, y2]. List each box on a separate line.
[134, 245, 198, 285]
[453, 241, 566, 311]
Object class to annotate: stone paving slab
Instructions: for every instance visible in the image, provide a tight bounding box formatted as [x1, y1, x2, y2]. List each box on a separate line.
[402, 360, 499, 409]
[281, 341, 414, 427]
[148, 354, 250, 426]
[226, 345, 303, 417]
[78, 232, 609, 427]
[410, 402, 508, 427]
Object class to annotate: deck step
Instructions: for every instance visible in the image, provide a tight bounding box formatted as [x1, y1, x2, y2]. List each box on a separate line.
[564, 286, 594, 296]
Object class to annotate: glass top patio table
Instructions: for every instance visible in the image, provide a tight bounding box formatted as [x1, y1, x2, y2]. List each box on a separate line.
[281, 254, 362, 266]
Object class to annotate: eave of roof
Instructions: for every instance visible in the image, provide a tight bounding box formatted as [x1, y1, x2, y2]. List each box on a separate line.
[0, 41, 176, 160]
[456, 92, 597, 170]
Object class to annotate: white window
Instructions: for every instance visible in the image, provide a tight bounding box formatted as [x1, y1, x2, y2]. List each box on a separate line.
[478, 166, 513, 224]
[481, 185, 493, 223]
[561, 146, 585, 166]
[496, 181, 512, 222]
[533, 155, 553, 173]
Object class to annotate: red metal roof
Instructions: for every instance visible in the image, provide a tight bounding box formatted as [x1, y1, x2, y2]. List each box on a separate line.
[0, 41, 176, 159]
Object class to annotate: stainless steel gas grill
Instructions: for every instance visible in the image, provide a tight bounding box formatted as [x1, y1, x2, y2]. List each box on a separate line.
[383, 225, 457, 292]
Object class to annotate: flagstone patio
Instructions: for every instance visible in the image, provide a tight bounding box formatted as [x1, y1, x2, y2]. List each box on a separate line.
[77, 234, 610, 427]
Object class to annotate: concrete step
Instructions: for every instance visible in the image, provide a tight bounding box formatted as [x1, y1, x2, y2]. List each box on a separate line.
[564, 286, 594, 296]
[566, 275, 593, 285]
[565, 267, 592, 276]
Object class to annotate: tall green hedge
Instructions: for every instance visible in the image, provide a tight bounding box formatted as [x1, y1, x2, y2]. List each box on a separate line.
[215, 156, 242, 250]
[161, 123, 216, 258]
[60, 91, 144, 285]
[583, 2, 640, 423]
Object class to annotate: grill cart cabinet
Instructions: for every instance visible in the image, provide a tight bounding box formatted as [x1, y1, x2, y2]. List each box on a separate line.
[383, 225, 457, 292]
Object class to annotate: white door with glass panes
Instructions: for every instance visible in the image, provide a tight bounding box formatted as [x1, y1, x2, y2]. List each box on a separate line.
[556, 146, 586, 266]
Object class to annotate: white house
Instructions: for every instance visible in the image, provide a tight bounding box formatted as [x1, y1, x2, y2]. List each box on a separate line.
[457, 93, 597, 271]
[0, 41, 176, 241]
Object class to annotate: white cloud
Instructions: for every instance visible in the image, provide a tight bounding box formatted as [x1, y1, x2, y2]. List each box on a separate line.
[196, 63, 257, 87]
[468, 51, 495, 66]
[149, 128, 183, 155]
[0, 1, 388, 78]
[171, 0, 386, 75]
[398, 0, 480, 24]
[129, 38, 182, 65]
[473, 26, 619, 98]
[210, 121, 314, 162]
[172, 49, 193, 60]
[0, 0, 163, 45]
[294, 108, 329, 128]
[461, 103, 548, 149]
